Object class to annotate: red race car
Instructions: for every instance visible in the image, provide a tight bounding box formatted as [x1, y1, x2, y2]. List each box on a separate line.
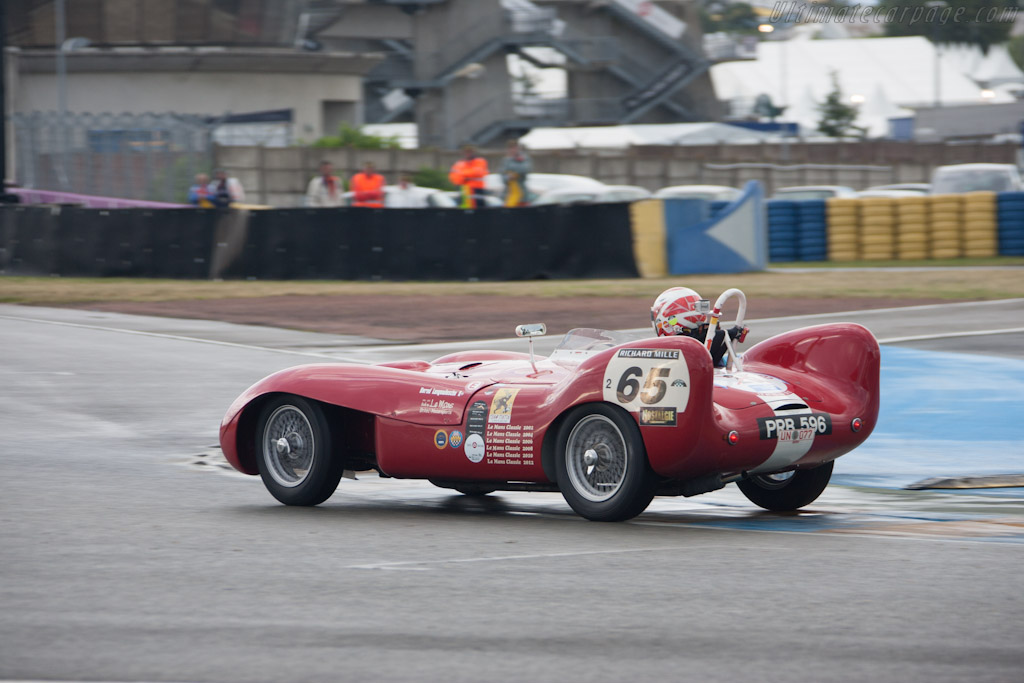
[219, 289, 880, 521]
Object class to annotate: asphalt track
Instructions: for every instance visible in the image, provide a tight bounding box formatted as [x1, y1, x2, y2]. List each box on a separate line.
[1, 300, 1023, 683]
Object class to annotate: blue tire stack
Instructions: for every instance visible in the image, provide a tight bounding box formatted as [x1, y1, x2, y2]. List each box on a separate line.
[796, 199, 828, 261]
[767, 200, 799, 262]
[997, 192, 1024, 255]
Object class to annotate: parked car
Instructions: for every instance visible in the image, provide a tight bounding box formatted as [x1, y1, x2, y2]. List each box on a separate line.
[772, 185, 858, 200]
[528, 185, 651, 206]
[857, 189, 926, 198]
[444, 192, 505, 207]
[341, 186, 458, 208]
[863, 183, 930, 195]
[654, 185, 741, 201]
[484, 172, 607, 203]
[929, 163, 1023, 194]
[598, 185, 652, 203]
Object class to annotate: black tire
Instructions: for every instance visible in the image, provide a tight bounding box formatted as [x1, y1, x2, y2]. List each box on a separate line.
[555, 404, 656, 522]
[255, 395, 343, 506]
[737, 460, 834, 511]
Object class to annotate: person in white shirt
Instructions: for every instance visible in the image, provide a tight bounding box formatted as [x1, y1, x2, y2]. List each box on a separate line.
[208, 169, 245, 207]
[305, 161, 344, 207]
[385, 173, 424, 208]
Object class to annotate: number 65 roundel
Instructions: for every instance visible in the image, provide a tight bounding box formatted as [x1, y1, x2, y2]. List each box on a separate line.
[601, 347, 691, 414]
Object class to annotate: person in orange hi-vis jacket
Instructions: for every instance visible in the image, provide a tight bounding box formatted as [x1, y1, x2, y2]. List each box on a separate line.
[449, 145, 489, 208]
[350, 161, 385, 208]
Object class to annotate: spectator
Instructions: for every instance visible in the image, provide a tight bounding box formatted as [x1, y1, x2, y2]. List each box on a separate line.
[188, 173, 212, 207]
[386, 173, 423, 208]
[208, 169, 245, 208]
[449, 145, 489, 208]
[500, 139, 532, 207]
[306, 160, 344, 207]
[350, 161, 385, 208]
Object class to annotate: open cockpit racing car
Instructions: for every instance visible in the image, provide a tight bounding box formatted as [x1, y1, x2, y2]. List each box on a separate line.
[220, 288, 880, 521]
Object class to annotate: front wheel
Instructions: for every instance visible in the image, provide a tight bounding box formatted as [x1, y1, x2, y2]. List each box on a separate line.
[256, 395, 343, 506]
[737, 460, 834, 511]
[555, 404, 656, 522]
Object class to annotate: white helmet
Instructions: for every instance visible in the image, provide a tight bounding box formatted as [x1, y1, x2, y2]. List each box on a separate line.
[651, 287, 709, 338]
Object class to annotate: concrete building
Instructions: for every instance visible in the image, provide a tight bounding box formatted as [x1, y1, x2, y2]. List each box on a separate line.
[10, 47, 380, 142]
[5, 1, 380, 140]
[6, 0, 720, 155]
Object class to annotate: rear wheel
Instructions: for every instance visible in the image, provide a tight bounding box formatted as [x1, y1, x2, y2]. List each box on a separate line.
[256, 395, 343, 506]
[555, 404, 656, 522]
[737, 460, 834, 511]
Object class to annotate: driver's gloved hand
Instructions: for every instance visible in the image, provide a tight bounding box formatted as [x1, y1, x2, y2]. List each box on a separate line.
[729, 325, 750, 344]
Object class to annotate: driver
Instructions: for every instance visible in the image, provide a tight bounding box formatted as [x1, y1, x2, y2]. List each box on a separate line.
[651, 287, 749, 367]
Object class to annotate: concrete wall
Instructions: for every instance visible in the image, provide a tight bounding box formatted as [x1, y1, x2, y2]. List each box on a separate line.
[16, 71, 364, 140]
[914, 102, 1024, 141]
[318, 5, 413, 42]
[215, 140, 1019, 208]
[412, 0, 514, 148]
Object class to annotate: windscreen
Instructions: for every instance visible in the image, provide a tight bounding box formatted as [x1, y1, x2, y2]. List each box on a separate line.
[553, 328, 646, 352]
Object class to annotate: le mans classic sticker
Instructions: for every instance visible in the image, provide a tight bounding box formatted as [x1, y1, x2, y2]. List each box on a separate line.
[602, 347, 689, 419]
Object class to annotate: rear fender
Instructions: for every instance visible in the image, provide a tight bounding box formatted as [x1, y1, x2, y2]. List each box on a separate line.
[742, 323, 881, 454]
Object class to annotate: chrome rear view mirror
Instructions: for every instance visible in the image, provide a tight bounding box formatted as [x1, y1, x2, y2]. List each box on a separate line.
[515, 323, 547, 338]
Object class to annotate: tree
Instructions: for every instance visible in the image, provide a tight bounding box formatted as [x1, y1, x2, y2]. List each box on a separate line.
[1009, 34, 1024, 70]
[753, 94, 787, 122]
[311, 122, 401, 149]
[700, 3, 760, 34]
[411, 166, 455, 191]
[877, 0, 1016, 52]
[816, 72, 863, 138]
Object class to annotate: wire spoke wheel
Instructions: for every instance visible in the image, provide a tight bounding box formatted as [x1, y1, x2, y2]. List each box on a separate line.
[255, 395, 343, 507]
[262, 405, 315, 488]
[555, 404, 656, 522]
[748, 470, 795, 490]
[737, 461, 834, 511]
[566, 415, 628, 502]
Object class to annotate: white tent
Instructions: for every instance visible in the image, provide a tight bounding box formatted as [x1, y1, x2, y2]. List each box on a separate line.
[519, 122, 778, 150]
[711, 36, 1021, 137]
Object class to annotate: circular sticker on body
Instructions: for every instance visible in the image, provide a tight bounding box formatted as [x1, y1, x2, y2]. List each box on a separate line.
[464, 434, 485, 463]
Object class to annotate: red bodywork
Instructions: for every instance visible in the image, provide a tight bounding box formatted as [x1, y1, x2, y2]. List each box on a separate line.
[220, 323, 879, 487]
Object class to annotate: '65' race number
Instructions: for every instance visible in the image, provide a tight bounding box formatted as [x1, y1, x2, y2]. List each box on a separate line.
[602, 348, 690, 415]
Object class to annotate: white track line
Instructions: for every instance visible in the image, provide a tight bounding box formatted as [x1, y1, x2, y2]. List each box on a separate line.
[373, 298, 1024, 352]
[4, 297, 1022, 359]
[345, 544, 728, 570]
[0, 314, 375, 364]
[878, 327, 1024, 344]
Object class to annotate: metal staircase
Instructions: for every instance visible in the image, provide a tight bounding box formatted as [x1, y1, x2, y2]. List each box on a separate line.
[360, 0, 712, 146]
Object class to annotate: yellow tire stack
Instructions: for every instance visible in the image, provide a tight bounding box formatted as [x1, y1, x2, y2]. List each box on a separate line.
[859, 197, 896, 260]
[927, 194, 963, 259]
[893, 196, 929, 260]
[826, 198, 860, 261]
[961, 191, 998, 258]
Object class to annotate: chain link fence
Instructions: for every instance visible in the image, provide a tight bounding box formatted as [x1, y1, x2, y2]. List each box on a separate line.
[12, 111, 221, 203]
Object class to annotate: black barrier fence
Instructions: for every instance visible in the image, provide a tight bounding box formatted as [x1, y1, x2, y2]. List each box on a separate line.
[0, 205, 639, 281]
